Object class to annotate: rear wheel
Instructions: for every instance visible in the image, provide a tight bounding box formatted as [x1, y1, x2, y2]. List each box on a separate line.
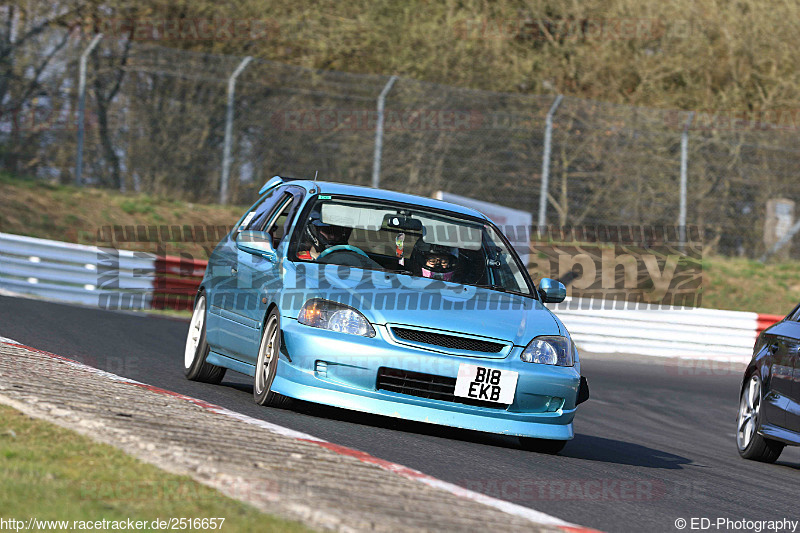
[253, 309, 288, 407]
[737, 373, 784, 463]
[519, 437, 567, 455]
[184, 294, 226, 384]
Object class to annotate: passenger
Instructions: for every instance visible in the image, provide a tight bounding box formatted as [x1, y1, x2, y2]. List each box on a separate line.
[411, 241, 459, 281]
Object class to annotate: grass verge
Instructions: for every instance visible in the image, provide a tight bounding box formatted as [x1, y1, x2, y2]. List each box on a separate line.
[0, 403, 311, 532]
[700, 256, 800, 317]
[0, 171, 244, 260]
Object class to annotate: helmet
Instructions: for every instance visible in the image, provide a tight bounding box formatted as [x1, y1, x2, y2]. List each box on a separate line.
[304, 210, 351, 251]
[411, 240, 458, 281]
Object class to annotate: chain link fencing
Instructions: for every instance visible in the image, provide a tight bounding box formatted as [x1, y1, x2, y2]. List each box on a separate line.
[3, 29, 800, 260]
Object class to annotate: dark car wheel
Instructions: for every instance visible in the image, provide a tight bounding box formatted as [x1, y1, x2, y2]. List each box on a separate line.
[736, 373, 784, 463]
[184, 294, 226, 384]
[519, 437, 567, 455]
[253, 308, 289, 407]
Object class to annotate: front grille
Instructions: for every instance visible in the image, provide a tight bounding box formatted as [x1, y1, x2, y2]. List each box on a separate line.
[376, 367, 508, 409]
[391, 327, 505, 353]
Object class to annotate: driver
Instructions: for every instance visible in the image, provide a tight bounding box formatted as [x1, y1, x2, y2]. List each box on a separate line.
[411, 241, 458, 281]
[297, 211, 351, 260]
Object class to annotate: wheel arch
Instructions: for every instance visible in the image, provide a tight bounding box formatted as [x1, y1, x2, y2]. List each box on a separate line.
[741, 361, 769, 397]
[263, 301, 280, 325]
[193, 285, 206, 306]
[262, 302, 291, 362]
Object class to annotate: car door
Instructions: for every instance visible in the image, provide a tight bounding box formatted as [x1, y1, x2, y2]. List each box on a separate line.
[233, 186, 306, 365]
[760, 321, 790, 429]
[761, 309, 800, 430]
[784, 306, 800, 432]
[206, 186, 287, 360]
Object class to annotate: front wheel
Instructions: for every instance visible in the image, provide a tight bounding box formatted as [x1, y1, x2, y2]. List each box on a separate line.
[253, 309, 288, 407]
[519, 437, 567, 455]
[184, 294, 226, 384]
[736, 373, 784, 463]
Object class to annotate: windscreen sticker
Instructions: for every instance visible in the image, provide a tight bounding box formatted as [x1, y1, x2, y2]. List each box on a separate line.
[321, 203, 384, 229]
[240, 211, 256, 229]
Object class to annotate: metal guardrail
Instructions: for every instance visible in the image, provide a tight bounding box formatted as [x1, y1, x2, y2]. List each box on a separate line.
[552, 302, 780, 360]
[0, 233, 205, 310]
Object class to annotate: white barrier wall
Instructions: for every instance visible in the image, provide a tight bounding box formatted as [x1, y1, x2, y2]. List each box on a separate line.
[551, 300, 761, 361]
[0, 232, 155, 308]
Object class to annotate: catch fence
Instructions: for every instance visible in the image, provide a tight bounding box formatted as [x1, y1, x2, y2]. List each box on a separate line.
[3, 29, 800, 259]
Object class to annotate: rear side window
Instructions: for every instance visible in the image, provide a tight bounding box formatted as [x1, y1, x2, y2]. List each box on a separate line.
[238, 187, 285, 232]
[272, 196, 302, 243]
[262, 186, 305, 243]
[264, 193, 297, 246]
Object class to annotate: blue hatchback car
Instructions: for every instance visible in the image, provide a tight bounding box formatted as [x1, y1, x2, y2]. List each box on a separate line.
[184, 177, 589, 453]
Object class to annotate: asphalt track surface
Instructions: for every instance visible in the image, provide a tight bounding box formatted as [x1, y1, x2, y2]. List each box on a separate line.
[1, 294, 798, 532]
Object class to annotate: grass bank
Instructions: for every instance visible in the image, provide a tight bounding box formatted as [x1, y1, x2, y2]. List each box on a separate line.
[0, 172, 242, 260]
[0, 403, 310, 531]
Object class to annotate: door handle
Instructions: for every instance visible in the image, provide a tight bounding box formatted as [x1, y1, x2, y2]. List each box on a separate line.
[231, 267, 238, 275]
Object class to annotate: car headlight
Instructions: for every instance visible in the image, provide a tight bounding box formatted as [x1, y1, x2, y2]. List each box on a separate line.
[298, 299, 375, 337]
[520, 336, 575, 366]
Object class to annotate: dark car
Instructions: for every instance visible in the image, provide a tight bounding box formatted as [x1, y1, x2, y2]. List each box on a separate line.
[737, 303, 800, 462]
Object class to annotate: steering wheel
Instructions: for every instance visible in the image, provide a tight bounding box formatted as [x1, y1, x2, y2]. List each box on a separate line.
[316, 244, 370, 260]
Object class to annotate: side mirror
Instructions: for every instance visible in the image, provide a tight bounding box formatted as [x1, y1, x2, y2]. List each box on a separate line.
[538, 278, 566, 303]
[236, 230, 277, 262]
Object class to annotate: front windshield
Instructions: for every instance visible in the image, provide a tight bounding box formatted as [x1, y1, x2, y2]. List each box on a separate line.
[291, 196, 534, 296]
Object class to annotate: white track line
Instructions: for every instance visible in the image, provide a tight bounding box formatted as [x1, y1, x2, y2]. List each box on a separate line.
[4, 341, 599, 533]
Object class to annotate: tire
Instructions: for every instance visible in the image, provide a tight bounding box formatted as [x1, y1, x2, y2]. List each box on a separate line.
[736, 373, 784, 463]
[519, 437, 567, 455]
[253, 308, 289, 407]
[184, 294, 226, 384]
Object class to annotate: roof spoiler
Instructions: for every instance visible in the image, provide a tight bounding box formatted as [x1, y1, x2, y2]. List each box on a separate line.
[258, 176, 283, 195]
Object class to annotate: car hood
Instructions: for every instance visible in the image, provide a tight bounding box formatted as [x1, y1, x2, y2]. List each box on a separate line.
[281, 261, 562, 346]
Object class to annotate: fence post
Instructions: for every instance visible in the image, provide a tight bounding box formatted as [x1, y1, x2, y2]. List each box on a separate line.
[75, 33, 103, 187]
[538, 94, 563, 231]
[220, 56, 253, 204]
[760, 219, 800, 262]
[372, 75, 398, 189]
[679, 111, 695, 250]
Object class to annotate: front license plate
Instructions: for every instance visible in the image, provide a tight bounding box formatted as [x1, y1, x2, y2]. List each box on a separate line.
[454, 364, 518, 404]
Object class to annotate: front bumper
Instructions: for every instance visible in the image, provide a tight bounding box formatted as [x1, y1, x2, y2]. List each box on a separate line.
[273, 318, 581, 440]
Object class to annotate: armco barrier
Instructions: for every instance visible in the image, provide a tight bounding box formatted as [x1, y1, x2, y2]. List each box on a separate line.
[0, 232, 205, 311]
[0, 232, 784, 356]
[551, 301, 783, 360]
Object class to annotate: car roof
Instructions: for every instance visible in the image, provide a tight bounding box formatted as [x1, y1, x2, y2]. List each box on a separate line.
[284, 180, 490, 221]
